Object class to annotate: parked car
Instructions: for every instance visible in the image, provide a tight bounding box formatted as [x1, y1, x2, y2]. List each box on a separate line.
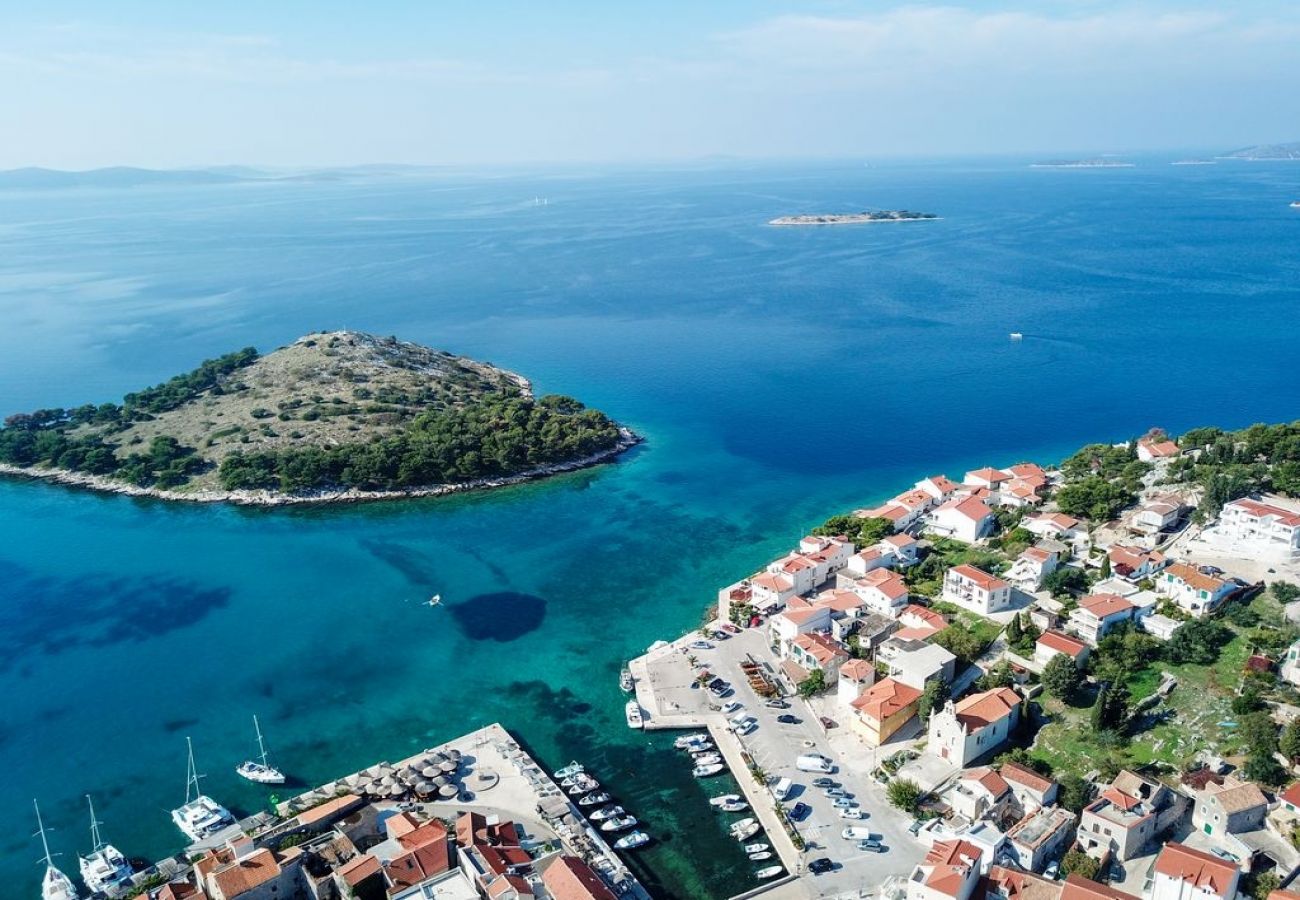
[722, 700, 743, 714]
[839, 808, 864, 819]
[764, 699, 790, 709]
[735, 719, 758, 736]
[811, 778, 837, 789]
[689, 640, 714, 650]
[796, 754, 834, 773]
[832, 798, 857, 810]
[808, 857, 834, 875]
[709, 630, 729, 641]
[824, 788, 848, 798]
[789, 802, 812, 821]
[776, 714, 802, 725]
[857, 839, 885, 853]
[841, 826, 874, 841]
[820, 716, 837, 729]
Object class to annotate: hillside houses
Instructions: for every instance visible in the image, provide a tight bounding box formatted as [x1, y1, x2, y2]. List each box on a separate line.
[1157, 563, 1239, 618]
[927, 687, 1021, 766]
[943, 565, 1014, 616]
[1217, 497, 1300, 559]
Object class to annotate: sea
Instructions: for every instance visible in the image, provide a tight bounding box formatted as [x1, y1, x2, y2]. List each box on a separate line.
[0, 157, 1297, 898]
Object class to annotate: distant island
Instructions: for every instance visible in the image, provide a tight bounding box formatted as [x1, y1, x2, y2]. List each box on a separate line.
[1171, 159, 1216, 166]
[768, 210, 938, 226]
[1218, 142, 1300, 161]
[0, 332, 638, 505]
[1029, 159, 1135, 169]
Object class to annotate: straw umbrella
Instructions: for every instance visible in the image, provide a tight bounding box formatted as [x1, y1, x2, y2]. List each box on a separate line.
[437, 784, 458, 799]
[438, 759, 457, 774]
[422, 765, 440, 779]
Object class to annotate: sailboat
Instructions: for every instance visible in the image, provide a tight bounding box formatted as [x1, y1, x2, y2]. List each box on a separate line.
[78, 796, 133, 895]
[33, 800, 80, 900]
[171, 737, 236, 843]
[236, 715, 286, 785]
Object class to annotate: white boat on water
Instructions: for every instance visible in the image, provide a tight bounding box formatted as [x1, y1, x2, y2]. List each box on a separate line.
[619, 668, 634, 692]
[589, 805, 625, 822]
[236, 715, 285, 785]
[692, 753, 722, 766]
[625, 701, 644, 729]
[34, 800, 80, 900]
[1009, 332, 1023, 340]
[720, 800, 748, 813]
[732, 820, 761, 841]
[674, 733, 709, 749]
[600, 815, 638, 832]
[78, 796, 132, 896]
[749, 851, 773, 861]
[555, 761, 585, 779]
[565, 776, 599, 795]
[578, 792, 611, 807]
[614, 831, 650, 850]
[171, 737, 236, 843]
[744, 842, 769, 854]
[756, 865, 784, 880]
[709, 794, 741, 807]
[692, 763, 725, 778]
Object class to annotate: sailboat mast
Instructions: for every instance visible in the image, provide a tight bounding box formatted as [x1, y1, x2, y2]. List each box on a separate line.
[87, 795, 104, 853]
[254, 715, 269, 768]
[184, 737, 198, 804]
[34, 799, 55, 867]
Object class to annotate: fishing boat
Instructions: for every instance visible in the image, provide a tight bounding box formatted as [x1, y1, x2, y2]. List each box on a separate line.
[171, 738, 235, 843]
[236, 715, 285, 785]
[749, 851, 773, 861]
[34, 800, 80, 900]
[600, 815, 638, 832]
[625, 701, 644, 729]
[743, 842, 769, 854]
[692, 763, 725, 778]
[589, 805, 625, 822]
[78, 796, 133, 895]
[554, 762, 585, 780]
[731, 819, 761, 841]
[614, 831, 650, 850]
[708, 794, 741, 807]
[619, 668, 634, 692]
[673, 733, 709, 749]
[577, 791, 611, 807]
[720, 800, 748, 813]
[756, 865, 784, 880]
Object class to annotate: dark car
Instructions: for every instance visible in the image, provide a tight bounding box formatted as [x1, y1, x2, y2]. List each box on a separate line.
[809, 857, 834, 875]
[812, 777, 837, 788]
[790, 802, 812, 821]
[776, 714, 802, 725]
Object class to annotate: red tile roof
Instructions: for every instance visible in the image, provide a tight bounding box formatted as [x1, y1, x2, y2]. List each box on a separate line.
[1060, 874, 1142, 900]
[953, 687, 1020, 729]
[967, 467, 1011, 485]
[210, 849, 281, 898]
[860, 567, 909, 599]
[950, 564, 1010, 592]
[1153, 843, 1239, 898]
[852, 677, 922, 722]
[1228, 498, 1300, 527]
[1000, 761, 1055, 793]
[1037, 630, 1087, 658]
[923, 839, 983, 897]
[1077, 593, 1135, 619]
[1279, 782, 1300, 808]
[543, 855, 618, 900]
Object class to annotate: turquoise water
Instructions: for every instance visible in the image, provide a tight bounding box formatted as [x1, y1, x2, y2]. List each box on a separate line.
[1, 159, 1298, 897]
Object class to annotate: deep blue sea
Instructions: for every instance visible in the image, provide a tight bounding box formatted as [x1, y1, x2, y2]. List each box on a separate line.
[1, 158, 1298, 897]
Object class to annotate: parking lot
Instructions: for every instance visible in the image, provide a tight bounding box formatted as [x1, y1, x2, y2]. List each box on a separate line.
[648, 626, 926, 897]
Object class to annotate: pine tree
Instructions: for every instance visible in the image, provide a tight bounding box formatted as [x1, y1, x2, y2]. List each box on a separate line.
[1006, 614, 1023, 645]
[1091, 683, 1110, 731]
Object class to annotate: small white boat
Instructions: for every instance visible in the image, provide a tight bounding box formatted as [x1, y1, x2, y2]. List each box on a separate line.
[589, 805, 625, 822]
[674, 733, 709, 749]
[693, 763, 725, 778]
[709, 794, 741, 807]
[555, 761, 585, 779]
[692, 753, 722, 766]
[720, 800, 748, 813]
[35, 800, 80, 900]
[614, 831, 650, 850]
[565, 776, 599, 795]
[625, 701, 644, 729]
[729, 817, 757, 835]
[1009, 332, 1023, 340]
[600, 815, 638, 832]
[756, 865, 784, 880]
[744, 842, 769, 854]
[236, 715, 285, 785]
[578, 791, 611, 807]
[78, 796, 133, 895]
[426, 594, 442, 607]
[171, 738, 236, 843]
[749, 851, 773, 861]
[619, 668, 634, 692]
[732, 821, 761, 841]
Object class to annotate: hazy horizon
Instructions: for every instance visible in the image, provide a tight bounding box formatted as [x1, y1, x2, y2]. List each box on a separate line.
[2, 1, 1298, 170]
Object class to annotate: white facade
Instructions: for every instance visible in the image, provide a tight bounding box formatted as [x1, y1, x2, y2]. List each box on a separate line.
[1219, 498, 1300, 559]
[942, 565, 1013, 616]
[930, 497, 997, 544]
[879, 638, 956, 691]
[926, 688, 1020, 767]
[1156, 564, 1235, 618]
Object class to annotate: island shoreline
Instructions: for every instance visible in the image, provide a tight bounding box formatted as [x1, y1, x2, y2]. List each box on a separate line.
[0, 427, 643, 507]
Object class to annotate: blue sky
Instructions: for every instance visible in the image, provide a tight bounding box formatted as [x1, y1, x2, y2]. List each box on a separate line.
[2, 1, 1298, 168]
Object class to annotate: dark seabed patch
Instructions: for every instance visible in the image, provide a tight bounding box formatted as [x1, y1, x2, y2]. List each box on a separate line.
[358, 538, 439, 588]
[449, 593, 546, 642]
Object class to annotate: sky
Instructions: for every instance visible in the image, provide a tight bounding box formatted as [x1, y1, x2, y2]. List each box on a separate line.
[1, 0, 1298, 168]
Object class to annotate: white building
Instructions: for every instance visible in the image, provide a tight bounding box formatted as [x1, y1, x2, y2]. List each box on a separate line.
[1156, 562, 1237, 618]
[847, 567, 911, 617]
[1137, 436, 1182, 463]
[1107, 545, 1167, 582]
[918, 475, 962, 502]
[1023, 512, 1082, 541]
[1283, 639, 1300, 687]
[942, 565, 1013, 616]
[1149, 842, 1239, 900]
[878, 637, 956, 690]
[930, 497, 997, 543]
[965, 467, 1012, 491]
[768, 605, 832, 649]
[1034, 631, 1089, 670]
[1068, 593, 1137, 646]
[926, 687, 1020, 766]
[1131, 495, 1185, 536]
[1006, 543, 1062, 591]
[1219, 497, 1300, 559]
[837, 658, 876, 706]
[907, 840, 983, 900]
[845, 533, 922, 576]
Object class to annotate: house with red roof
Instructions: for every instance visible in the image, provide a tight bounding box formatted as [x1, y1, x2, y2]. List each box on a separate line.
[930, 496, 998, 544]
[1068, 593, 1137, 646]
[1023, 512, 1083, 542]
[1149, 842, 1240, 900]
[1137, 435, 1182, 462]
[1219, 497, 1300, 559]
[946, 766, 1013, 822]
[919, 475, 962, 501]
[1034, 631, 1089, 670]
[1157, 562, 1239, 618]
[1000, 762, 1059, 813]
[927, 687, 1021, 766]
[541, 855, 617, 900]
[789, 632, 849, 681]
[847, 566, 911, 616]
[966, 468, 1013, 491]
[1006, 542, 1063, 590]
[1059, 874, 1142, 900]
[895, 604, 948, 641]
[1079, 771, 1186, 862]
[907, 839, 984, 900]
[768, 604, 832, 649]
[850, 677, 923, 746]
[942, 564, 1013, 616]
[837, 658, 876, 705]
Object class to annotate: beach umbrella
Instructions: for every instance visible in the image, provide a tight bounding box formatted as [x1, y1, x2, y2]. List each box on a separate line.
[447, 749, 462, 761]
[438, 760, 458, 774]
[432, 775, 451, 787]
[416, 781, 435, 795]
[422, 765, 440, 778]
[388, 784, 405, 798]
[437, 784, 459, 798]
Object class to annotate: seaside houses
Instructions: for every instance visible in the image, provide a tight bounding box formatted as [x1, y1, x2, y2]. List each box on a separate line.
[1000, 762, 1059, 813]
[896, 604, 949, 641]
[1149, 843, 1240, 900]
[1079, 770, 1186, 862]
[542, 855, 619, 900]
[1024, 512, 1083, 542]
[768, 604, 832, 648]
[907, 840, 984, 900]
[844, 567, 911, 616]
[1130, 495, 1187, 537]
[1068, 593, 1138, 646]
[1156, 562, 1238, 618]
[1108, 545, 1167, 582]
[1137, 436, 1183, 463]
[966, 468, 1013, 492]
[930, 497, 998, 544]
[861, 488, 939, 533]
[1005, 806, 1076, 873]
[1218, 497, 1300, 559]
[787, 632, 849, 683]
[879, 636, 957, 690]
[838, 658, 877, 705]
[846, 533, 923, 575]
[942, 565, 1014, 616]
[851, 677, 923, 746]
[926, 687, 1021, 766]
[1033, 631, 1089, 670]
[1006, 542, 1063, 591]
[919, 475, 963, 502]
[1191, 777, 1267, 842]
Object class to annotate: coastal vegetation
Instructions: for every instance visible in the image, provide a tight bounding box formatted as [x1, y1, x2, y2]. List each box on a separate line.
[0, 331, 629, 500]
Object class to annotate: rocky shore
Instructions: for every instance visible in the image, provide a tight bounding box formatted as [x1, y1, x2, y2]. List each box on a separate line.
[0, 428, 642, 507]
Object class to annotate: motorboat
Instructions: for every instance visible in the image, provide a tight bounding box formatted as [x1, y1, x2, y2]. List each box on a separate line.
[731, 820, 761, 841]
[683, 740, 714, 753]
[589, 805, 625, 822]
[78, 796, 133, 895]
[625, 701, 644, 729]
[674, 733, 709, 749]
[692, 763, 725, 778]
[600, 815, 638, 832]
[565, 776, 599, 796]
[614, 831, 650, 850]
[743, 842, 769, 854]
[756, 865, 784, 880]
[555, 761, 585, 779]
[619, 668, 634, 692]
[236, 715, 285, 785]
[709, 794, 741, 807]
[1009, 332, 1023, 340]
[720, 800, 748, 813]
[578, 791, 611, 807]
[34, 800, 80, 900]
[749, 851, 773, 861]
[691, 753, 722, 766]
[171, 738, 236, 843]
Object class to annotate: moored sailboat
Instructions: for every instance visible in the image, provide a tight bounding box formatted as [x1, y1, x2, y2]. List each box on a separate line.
[171, 737, 236, 843]
[78, 795, 133, 895]
[236, 715, 286, 785]
[34, 800, 80, 900]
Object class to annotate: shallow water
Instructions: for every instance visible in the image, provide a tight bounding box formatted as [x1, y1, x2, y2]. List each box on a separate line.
[1, 158, 1298, 896]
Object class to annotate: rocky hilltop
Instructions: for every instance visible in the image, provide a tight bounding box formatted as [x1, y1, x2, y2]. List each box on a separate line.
[0, 331, 637, 504]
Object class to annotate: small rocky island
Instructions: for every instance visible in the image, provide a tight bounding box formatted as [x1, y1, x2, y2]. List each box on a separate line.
[1219, 142, 1300, 161]
[0, 331, 638, 505]
[768, 209, 938, 226]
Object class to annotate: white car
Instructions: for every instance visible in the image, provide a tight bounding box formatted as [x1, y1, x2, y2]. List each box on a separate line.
[838, 807, 864, 820]
[688, 640, 714, 650]
[722, 700, 743, 714]
[735, 720, 758, 736]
